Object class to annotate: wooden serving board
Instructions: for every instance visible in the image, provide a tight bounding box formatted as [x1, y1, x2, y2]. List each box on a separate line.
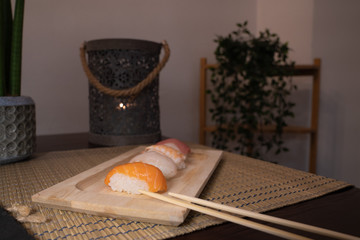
[32, 146, 223, 226]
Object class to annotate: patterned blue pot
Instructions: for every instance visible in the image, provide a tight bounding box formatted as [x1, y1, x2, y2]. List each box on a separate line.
[0, 96, 36, 164]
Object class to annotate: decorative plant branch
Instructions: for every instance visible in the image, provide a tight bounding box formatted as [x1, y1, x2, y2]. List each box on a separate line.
[0, 0, 25, 96]
[208, 22, 296, 159]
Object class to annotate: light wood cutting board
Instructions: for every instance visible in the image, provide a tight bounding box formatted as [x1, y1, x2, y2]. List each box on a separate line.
[32, 146, 223, 226]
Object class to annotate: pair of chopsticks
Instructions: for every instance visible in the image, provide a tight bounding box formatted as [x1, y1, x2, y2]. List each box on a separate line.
[139, 191, 360, 240]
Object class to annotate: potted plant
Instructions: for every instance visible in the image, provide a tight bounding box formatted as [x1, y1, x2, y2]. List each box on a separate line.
[0, 0, 36, 164]
[208, 21, 296, 160]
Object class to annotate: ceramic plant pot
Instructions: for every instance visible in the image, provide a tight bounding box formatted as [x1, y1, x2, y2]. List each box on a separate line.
[0, 96, 36, 164]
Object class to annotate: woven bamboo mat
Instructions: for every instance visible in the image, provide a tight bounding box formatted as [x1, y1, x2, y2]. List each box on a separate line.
[0, 144, 350, 240]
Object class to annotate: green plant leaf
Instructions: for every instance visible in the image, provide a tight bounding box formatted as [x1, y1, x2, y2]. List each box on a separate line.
[0, 0, 12, 96]
[9, 0, 25, 96]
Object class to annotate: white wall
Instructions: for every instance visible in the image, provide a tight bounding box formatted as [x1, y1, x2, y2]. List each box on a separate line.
[256, 0, 314, 171]
[21, 1, 360, 187]
[22, 0, 256, 142]
[257, 0, 314, 63]
[313, 0, 360, 187]
[257, 0, 360, 187]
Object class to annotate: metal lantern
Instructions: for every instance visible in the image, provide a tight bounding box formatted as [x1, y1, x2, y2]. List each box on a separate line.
[80, 39, 170, 146]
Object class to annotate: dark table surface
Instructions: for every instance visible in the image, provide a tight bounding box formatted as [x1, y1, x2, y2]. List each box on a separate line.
[33, 133, 360, 240]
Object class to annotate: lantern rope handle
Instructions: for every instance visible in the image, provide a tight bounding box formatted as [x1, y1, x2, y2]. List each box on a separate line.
[80, 40, 170, 97]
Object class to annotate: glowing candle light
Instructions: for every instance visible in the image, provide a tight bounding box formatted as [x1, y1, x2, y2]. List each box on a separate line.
[116, 102, 127, 110]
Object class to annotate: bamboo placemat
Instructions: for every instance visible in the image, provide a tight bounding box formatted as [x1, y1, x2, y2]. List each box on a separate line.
[0, 144, 350, 240]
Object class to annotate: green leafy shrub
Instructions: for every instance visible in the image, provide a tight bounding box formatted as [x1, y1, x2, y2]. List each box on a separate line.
[208, 21, 296, 159]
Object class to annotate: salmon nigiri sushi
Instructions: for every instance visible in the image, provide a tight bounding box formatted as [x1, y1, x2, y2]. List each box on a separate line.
[104, 162, 167, 194]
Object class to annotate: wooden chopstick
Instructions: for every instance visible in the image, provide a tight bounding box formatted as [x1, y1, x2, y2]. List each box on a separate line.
[168, 192, 360, 240]
[139, 190, 311, 240]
